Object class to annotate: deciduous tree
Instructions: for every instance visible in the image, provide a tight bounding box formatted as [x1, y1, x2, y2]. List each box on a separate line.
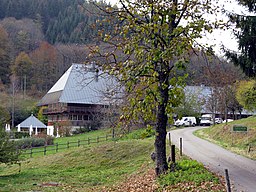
[30, 41, 58, 92]
[90, 0, 221, 175]
[236, 80, 256, 111]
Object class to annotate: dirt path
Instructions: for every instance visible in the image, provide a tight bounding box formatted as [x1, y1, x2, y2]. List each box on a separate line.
[169, 127, 256, 192]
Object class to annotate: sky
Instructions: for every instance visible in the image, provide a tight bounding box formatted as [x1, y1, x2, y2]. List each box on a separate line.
[105, 0, 252, 56]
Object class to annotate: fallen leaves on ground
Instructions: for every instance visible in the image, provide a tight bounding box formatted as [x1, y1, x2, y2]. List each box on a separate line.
[99, 168, 226, 192]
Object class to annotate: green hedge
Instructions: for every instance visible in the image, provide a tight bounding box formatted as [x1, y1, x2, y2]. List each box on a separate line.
[13, 132, 30, 139]
[15, 136, 54, 149]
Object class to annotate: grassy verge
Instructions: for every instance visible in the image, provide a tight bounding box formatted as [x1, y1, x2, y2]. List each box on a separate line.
[195, 116, 256, 159]
[158, 159, 225, 191]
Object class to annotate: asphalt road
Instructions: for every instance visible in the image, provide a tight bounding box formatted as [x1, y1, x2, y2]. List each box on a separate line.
[168, 127, 256, 192]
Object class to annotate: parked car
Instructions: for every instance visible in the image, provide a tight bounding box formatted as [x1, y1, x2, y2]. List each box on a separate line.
[200, 114, 213, 126]
[223, 119, 234, 123]
[215, 118, 223, 124]
[174, 117, 197, 127]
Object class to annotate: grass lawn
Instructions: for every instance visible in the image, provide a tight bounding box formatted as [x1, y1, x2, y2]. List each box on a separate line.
[195, 116, 256, 159]
[0, 137, 154, 192]
[0, 129, 225, 191]
[20, 128, 114, 158]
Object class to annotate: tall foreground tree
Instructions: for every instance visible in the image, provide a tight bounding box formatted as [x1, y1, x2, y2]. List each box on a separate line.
[225, 0, 256, 77]
[90, 0, 221, 175]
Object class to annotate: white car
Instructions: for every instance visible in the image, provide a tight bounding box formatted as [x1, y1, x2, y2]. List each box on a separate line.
[174, 117, 197, 127]
[215, 118, 223, 124]
[223, 119, 234, 123]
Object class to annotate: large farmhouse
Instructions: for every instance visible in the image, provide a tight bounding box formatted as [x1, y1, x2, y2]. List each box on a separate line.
[38, 63, 120, 131]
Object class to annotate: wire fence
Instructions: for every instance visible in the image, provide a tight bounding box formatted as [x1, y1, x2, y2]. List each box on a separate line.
[20, 134, 114, 158]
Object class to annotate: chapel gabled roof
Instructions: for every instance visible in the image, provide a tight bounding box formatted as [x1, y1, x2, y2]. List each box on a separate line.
[17, 114, 47, 128]
[38, 63, 120, 106]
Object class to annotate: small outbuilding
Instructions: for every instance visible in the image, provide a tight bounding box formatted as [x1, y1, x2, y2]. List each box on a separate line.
[16, 114, 47, 136]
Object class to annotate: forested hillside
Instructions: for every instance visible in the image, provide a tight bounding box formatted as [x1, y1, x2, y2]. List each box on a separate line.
[0, 0, 112, 95]
[0, 0, 114, 126]
[0, 0, 110, 44]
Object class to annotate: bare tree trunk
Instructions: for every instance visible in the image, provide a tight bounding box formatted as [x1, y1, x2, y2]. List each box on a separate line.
[155, 73, 169, 175]
[155, 102, 168, 175]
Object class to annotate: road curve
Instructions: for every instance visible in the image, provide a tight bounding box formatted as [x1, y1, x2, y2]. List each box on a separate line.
[168, 127, 256, 192]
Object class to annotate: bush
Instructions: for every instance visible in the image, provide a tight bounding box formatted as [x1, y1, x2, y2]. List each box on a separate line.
[72, 127, 90, 135]
[33, 133, 54, 145]
[15, 136, 54, 149]
[140, 125, 155, 139]
[158, 159, 219, 186]
[13, 132, 30, 139]
[120, 126, 155, 140]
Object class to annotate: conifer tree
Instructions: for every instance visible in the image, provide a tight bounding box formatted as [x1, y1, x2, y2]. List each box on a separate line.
[0, 123, 19, 165]
[225, 0, 256, 77]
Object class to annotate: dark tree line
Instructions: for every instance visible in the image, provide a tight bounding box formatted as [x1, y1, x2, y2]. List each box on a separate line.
[0, 0, 113, 44]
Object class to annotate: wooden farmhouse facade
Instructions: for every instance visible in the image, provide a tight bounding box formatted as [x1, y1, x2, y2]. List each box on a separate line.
[38, 63, 120, 131]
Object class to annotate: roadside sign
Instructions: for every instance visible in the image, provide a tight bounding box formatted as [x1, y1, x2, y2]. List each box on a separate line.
[232, 125, 248, 132]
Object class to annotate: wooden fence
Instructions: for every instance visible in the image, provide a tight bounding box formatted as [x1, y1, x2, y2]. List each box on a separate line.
[20, 134, 114, 158]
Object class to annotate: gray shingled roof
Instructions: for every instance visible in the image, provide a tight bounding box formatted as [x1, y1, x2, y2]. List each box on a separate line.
[17, 114, 47, 128]
[38, 63, 120, 106]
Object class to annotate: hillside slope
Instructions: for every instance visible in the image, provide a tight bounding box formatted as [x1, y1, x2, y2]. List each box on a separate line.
[0, 130, 226, 191]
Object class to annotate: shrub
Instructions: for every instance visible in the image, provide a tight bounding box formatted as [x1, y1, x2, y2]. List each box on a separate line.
[33, 133, 54, 145]
[15, 136, 54, 149]
[13, 132, 30, 139]
[140, 125, 155, 139]
[158, 159, 219, 186]
[72, 127, 90, 135]
[120, 126, 155, 140]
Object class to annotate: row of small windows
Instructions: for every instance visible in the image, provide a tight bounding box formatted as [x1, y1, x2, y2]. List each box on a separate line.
[68, 114, 93, 121]
[50, 115, 94, 121]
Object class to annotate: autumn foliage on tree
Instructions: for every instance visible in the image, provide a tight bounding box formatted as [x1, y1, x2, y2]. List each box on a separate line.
[90, 0, 222, 175]
[236, 80, 256, 111]
[30, 41, 58, 92]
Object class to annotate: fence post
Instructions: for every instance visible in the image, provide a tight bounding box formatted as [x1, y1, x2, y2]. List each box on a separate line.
[168, 132, 171, 146]
[171, 145, 176, 163]
[248, 144, 251, 153]
[56, 143, 58, 152]
[78, 139, 80, 147]
[180, 138, 183, 156]
[67, 141, 69, 149]
[225, 169, 231, 192]
[30, 147, 33, 158]
[112, 128, 115, 139]
[44, 145, 46, 155]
